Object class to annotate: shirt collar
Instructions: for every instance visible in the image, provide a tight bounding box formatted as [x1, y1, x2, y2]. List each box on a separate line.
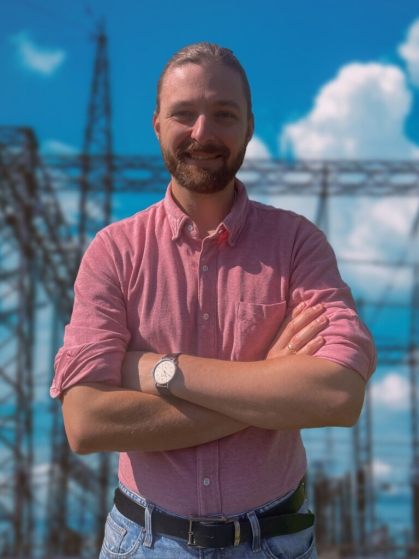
[163, 179, 249, 247]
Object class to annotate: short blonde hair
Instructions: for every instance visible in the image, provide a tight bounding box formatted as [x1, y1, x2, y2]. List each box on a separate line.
[156, 42, 253, 118]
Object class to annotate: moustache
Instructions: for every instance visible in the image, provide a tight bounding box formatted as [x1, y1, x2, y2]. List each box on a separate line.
[176, 142, 230, 158]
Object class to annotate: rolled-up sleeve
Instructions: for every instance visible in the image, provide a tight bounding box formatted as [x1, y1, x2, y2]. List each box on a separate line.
[287, 222, 377, 382]
[50, 233, 131, 399]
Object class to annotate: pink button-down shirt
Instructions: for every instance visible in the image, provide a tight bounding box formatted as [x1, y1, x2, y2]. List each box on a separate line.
[51, 179, 376, 516]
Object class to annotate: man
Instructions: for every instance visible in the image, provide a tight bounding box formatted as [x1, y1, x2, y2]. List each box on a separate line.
[51, 43, 376, 558]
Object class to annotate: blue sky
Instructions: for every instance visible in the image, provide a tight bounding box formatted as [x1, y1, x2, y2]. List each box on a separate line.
[2, 0, 419, 539]
[2, 0, 419, 157]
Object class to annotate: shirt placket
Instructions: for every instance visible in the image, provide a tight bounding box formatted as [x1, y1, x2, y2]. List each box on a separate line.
[196, 235, 222, 515]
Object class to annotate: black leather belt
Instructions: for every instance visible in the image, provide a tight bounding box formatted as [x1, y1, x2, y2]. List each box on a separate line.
[114, 481, 315, 549]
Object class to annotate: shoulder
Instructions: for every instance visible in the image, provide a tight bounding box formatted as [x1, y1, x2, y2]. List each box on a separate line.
[94, 199, 164, 251]
[103, 199, 163, 239]
[80, 199, 165, 273]
[247, 199, 322, 238]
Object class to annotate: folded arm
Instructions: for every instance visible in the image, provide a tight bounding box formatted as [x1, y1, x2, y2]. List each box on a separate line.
[61, 303, 328, 454]
[132, 353, 365, 431]
[61, 383, 247, 454]
[122, 302, 365, 431]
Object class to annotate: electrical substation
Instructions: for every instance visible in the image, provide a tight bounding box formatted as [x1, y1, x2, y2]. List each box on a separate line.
[0, 27, 419, 558]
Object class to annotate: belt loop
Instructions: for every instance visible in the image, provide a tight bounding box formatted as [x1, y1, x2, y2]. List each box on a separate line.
[232, 517, 240, 546]
[143, 503, 155, 548]
[247, 510, 261, 553]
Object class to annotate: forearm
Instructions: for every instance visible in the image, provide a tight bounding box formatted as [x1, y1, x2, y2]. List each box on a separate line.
[61, 382, 248, 454]
[169, 354, 365, 430]
[133, 351, 365, 431]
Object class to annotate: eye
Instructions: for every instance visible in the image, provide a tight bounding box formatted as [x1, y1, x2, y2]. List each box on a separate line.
[216, 111, 236, 119]
[172, 110, 195, 120]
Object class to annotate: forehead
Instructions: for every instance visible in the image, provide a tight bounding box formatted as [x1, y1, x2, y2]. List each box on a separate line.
[160, 62, 247, 111]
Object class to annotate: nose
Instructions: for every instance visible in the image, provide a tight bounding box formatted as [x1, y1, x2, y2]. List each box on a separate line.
[190, 114, 215, 144]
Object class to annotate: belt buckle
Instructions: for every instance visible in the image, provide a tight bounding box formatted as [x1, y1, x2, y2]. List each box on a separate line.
[187, 515, 228, 547]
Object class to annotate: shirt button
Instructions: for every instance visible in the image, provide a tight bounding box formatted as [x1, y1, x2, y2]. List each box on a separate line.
[203, 478, 211, 486]
[203, 313, 209, 320]
[187, 224, 193, 232]
[203, 265, 208, 272]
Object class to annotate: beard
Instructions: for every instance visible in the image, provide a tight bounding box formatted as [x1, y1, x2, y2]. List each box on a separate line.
[160, 139, 247, 194]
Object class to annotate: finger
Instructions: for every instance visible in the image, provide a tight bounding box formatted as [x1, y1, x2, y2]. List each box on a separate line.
[283, 304, 326, 342]
[288, 313, 328, 353]
[291, 301, 306, 319]
[297, 335, 325, 356]
[268, 303, 326, 355]
[275, 302, 306, 340]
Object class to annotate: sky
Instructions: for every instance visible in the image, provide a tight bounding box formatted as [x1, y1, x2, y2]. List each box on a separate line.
[2, 0, 419, 541]
[2, 0, 419, 158]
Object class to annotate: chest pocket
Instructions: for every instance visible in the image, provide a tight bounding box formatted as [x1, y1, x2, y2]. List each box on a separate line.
[232, 301, 286, 361]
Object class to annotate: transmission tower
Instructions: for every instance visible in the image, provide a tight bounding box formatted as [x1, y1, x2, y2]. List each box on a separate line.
[82, 22, 115, 549]
[0, 129, 37, 556]
[0, 127, 78, 555]
[78, 20, 114, 259]
[45, 22, 115, 556]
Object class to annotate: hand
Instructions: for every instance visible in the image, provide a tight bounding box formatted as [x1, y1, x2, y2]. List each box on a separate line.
[266, 302, 328, 359]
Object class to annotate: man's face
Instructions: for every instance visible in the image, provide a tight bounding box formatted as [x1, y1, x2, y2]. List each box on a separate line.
[153, 62, 254, 194]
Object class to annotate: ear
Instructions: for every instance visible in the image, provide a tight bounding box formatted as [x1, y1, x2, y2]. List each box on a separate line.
[246, 114, 255, 145]
[153, 112, 160, 140]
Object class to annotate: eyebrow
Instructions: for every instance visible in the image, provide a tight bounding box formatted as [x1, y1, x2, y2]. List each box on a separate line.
[213, 99, 242, 111]
[168, 99, 242, 112]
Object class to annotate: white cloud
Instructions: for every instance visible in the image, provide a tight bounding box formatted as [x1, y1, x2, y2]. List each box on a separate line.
[338, 197, 418, 259]
[12, 31, 66, 76]
[399, 19, 419, 88]
[245, 135, 271, 159]
[332, 196, 419, 295]
[371, 373, 409, 411]
[42, 139, 78, 155]
[33, 463, 52, 478]
[280, 63, 419, 159]
[372, 459, 392, 477]
[239, 136, 272, 188]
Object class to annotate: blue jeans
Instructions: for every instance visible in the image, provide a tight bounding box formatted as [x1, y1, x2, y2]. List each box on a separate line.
[99, 482, 317, 559]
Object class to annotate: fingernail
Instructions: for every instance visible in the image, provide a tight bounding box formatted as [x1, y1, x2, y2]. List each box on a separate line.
[315, 336, 323, 342]
[297, 302, 305, 309]
[314, 304, 322, 310]
[317, 315, 326, 323]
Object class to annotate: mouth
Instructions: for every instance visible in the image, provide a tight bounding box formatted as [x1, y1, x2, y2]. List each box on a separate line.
[187, 153, 221, 161]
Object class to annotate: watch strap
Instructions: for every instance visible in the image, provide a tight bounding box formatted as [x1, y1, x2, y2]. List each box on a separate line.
[156, 384, 172, 397]
[165, 352, 181, 364]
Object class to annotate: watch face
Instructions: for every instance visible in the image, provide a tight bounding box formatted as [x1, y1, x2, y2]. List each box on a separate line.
[153, 359, 176, 385]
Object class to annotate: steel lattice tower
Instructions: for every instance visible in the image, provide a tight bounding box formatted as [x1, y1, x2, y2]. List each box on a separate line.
[45, 23, 115, 556]
[80, 23, 115, 550]
[0, 127, 78, 556]
[78, 21, 114, 259]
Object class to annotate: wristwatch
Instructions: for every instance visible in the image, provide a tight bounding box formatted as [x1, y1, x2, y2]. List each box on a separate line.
[152, 353, 181, 396]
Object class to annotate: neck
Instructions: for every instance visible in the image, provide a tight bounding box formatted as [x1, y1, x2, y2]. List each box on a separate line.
[171, 179, 236, 238]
